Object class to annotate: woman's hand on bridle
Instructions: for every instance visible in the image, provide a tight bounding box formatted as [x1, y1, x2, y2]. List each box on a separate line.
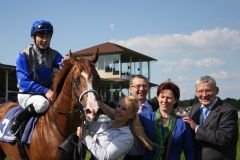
[76, 126, 89, 140]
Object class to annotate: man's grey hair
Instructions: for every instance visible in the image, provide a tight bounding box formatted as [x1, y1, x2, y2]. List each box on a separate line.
[195, 75, 218, 88]
[129, 74, 149, 86]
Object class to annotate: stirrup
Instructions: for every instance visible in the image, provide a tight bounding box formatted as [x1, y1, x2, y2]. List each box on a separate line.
[10, 118, 23, 136]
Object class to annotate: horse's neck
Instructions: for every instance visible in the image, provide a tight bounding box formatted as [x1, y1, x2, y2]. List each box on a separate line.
[54, 73, 76, 112]
[47, 75, 79, 137]
[54, 88, 74, 112]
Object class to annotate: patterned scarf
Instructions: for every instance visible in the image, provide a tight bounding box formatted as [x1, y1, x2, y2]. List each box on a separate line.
[154, 109, 176, 160]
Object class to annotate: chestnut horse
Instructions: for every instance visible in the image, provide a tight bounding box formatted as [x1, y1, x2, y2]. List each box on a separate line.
[0, 50, 100, 160]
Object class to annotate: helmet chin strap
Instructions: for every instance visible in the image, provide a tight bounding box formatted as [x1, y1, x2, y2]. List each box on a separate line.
[38, 46, 49, 52]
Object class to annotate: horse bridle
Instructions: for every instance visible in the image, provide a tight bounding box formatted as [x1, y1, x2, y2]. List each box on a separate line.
[52, 88, 99, 114]
[51, 65, 100, 138]
[71, 64, 100, 111]
[78, 88, 99, 107]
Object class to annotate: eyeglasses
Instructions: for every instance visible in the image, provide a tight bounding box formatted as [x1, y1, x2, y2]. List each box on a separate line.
[130, 84, 149, 89]
[196, 89, 213, 95]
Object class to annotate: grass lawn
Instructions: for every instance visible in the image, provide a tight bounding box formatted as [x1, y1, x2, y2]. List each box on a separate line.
[237, 119, 240, 158]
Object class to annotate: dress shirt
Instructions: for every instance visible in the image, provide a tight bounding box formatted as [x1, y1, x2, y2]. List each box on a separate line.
[200, 107, 209, 124]
[195, 98, 218, 132]
[199, 98, 218, 124]
[138, 100, 153, 113]
[83, 121, 134, 160]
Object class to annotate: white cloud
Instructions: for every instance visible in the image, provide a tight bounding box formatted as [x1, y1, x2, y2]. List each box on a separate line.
[210, 71, 240, 80]
[158, 60, 176, 66]
[117, 28, 240, 59]
[158, 57, 225, 72]
[210, 71, 230, 79]
[116, 28, 240, 99]
[195, 58, 225, 68]
[176, 76, 196, 81]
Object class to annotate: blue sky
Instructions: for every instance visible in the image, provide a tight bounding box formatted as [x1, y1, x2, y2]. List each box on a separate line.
[1, 1, 240, 100]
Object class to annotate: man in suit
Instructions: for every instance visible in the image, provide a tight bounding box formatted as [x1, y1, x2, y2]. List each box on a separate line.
[129, 74, 158, 112]
[183, 75, 238, 160]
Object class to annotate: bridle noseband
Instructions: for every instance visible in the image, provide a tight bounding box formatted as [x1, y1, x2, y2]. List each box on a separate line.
[78, 88, 99, 107]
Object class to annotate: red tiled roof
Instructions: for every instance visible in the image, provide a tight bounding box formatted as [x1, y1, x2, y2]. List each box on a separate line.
[73, 42, 157, 62]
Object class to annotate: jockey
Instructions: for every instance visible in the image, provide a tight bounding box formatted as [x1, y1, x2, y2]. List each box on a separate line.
[10, 20, 64, 136]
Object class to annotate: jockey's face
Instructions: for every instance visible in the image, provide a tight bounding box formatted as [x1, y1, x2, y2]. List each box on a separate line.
[33, 33, 52, 50]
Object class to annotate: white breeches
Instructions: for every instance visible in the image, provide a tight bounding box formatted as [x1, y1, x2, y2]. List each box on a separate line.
[17, 94, 50, 113]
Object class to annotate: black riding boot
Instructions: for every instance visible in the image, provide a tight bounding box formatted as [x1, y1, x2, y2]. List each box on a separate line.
[10, 104, 37, 135]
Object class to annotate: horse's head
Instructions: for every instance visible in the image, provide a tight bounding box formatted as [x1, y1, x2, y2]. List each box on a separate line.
[68, 49, 101, 122]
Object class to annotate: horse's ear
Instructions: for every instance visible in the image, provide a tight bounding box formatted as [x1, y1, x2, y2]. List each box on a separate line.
[69, 50, 77, 63]
[90, 48, 99, 64]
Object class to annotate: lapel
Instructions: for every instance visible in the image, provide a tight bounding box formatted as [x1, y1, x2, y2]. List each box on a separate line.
[202, 98, 222, 127]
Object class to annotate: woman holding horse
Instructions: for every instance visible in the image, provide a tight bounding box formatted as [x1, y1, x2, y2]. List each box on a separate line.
[61, 96, 154, 160]
[10, 20, 65, 136]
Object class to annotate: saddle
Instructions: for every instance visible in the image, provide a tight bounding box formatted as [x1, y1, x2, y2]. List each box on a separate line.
[0, 106, 37, 144]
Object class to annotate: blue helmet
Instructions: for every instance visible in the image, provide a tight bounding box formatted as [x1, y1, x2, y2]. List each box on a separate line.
[31, 20, 53, 37]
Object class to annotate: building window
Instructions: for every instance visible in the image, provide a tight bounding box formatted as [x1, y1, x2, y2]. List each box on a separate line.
[97, 54, 120, 74]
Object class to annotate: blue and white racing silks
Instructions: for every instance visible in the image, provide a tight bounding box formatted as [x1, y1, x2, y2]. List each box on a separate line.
[16, 44, 63, 95]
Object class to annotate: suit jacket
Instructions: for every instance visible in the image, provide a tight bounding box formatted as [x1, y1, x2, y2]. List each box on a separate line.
[189, 98, 238, 160]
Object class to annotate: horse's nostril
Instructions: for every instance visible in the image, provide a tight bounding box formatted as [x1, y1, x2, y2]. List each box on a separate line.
[85, 109, 92, 114]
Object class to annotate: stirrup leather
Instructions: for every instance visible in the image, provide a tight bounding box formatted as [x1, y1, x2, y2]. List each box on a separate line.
[10, 118, 24, 136]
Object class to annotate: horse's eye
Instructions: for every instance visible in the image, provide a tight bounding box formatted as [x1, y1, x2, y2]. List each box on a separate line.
[73, 77, 80, 84]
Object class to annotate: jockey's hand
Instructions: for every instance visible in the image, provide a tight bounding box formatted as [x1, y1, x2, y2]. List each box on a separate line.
[76, 126, 89, 140]
[45, 89, 57, 103]
[182, 116, 198, 130]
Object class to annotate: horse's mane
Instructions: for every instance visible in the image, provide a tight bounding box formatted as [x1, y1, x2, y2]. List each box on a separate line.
[52, 62, 72, 96]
